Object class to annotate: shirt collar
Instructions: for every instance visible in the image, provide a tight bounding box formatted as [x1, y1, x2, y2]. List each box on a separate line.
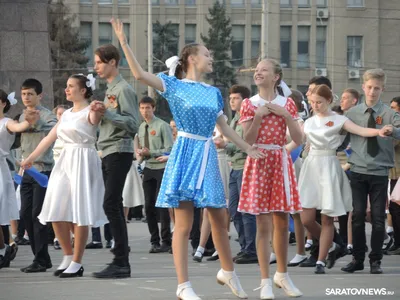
[249, 94, 287, 107]
[145, 116, 158, 126]
[362, 100, 383, 114]
[181, 78, 210, 87]
[107, 74, 123, 89]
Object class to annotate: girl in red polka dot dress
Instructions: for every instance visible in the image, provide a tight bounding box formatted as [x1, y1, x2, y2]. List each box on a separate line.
[239, 59, 303, 299]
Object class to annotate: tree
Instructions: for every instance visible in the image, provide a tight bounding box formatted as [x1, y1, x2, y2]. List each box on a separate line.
[201, 1, 237, 92]
[48, 0, 89, 106]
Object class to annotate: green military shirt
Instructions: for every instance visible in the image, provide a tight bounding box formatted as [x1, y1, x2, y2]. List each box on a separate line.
[138, 116, 174, 170]
[225, 113, 247, 170]
[97, 74, 139, 158]
[346, 100, 400, 176]
[19, 106, 57, 172]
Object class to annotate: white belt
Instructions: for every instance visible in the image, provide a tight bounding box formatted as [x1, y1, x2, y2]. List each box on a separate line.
[63, 143, 96, 149]
[177, 131, 212, 189]
[254, 144, 291, 206]
[309, 149, 336, 156]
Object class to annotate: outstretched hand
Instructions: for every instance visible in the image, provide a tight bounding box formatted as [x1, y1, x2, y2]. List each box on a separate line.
[111, 18, 126, 44]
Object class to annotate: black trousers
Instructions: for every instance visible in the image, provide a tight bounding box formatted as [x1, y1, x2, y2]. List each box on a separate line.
[389, 179, 400, 248]
[1, 225, 9, 245]
[190, 208, 214, 251]
[142, 167, 171, 246]
[102, 153, 132, 266]
[20, 172, 51, 266]
[350, 172, 388, 262]
[91, 224, 112, 243]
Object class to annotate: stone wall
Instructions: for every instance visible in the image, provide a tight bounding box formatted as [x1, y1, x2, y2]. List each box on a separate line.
[0, 0, 53, 116]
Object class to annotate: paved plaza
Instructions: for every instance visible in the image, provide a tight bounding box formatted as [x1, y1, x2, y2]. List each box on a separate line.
[1, 221, 398, 300]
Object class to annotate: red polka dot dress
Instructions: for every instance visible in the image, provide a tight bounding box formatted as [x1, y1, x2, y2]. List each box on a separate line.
[238, 94, 302, 215]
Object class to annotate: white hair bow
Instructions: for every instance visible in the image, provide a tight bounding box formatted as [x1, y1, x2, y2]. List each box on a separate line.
[86, 73, 96, 91]
[165, 56, 181, 76]
[7, 92, 17, 105]
[279, 81, 292, 98]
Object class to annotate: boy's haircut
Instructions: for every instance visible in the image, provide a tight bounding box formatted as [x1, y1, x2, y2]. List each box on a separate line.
[309, 76, 332, 89]
[21, 78, 43, 95]
[363, 68, 386, 85]
[95, 44, 121, 67]
[229, 85, 251, 100]
[332, 105, 344, 115]
[289, 89, 305, 112]
[52, 104, 70, 115]
[391, 96, 400, 107]
[343, 88, 360, 101]
[139, 96, 156, 108]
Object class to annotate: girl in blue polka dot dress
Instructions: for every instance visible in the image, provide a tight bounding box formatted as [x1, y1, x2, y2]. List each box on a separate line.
[112, 19, 264, 300]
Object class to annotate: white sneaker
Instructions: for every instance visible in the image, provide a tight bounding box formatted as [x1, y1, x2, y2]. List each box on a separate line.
[176, 282, 201, 300]
[216, 269, 248, 299]
[254, 278, 275, 299]
[273, 272, 302, 297]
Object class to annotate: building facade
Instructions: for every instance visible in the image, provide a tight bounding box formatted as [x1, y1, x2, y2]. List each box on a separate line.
[63, 0, 400, 103]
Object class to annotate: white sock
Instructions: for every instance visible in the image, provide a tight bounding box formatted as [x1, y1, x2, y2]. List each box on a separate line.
[289, 254, 307, 263]
[178, 281, 191, 289]
[306, 239, 313, 245]
[316, 260, 326, 266]
[11, 234, 17, 240]
[222, 268, 234, 276]
[387, 226, 394, 234]
[211, 250, 218, 257]
[194, 246, 205, 257]
[347, 244, 353, 249]
[270, 252, 276, 262]
[58, 255, 73, 270]
[111, 239, 115, 249]
[274, 271, 288, 279]
[63, 261, 82, 274]
[54, 238, 58, 242]
[23, 234, 29, 240]
[328, 242, 336, 253]
[92, 241, 101, 244]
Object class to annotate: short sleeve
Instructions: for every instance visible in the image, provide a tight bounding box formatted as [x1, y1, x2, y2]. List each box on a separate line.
[239, 98, 255, 124]
[156, 73, 179, 101]
[286, 98, 300, 120]
[216, 88, 225, 117]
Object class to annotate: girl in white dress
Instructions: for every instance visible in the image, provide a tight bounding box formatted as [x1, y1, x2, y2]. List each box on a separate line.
[21, 74, 108, 278]
[299, 84, 390, 274]
[0, 90, 37, 267]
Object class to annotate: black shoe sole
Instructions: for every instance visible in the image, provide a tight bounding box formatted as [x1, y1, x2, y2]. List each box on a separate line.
[92, 273, 131, 279]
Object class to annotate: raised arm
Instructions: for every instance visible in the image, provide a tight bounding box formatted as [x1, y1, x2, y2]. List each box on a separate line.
[111, 18, 164, 92]
[343, 120, 380, 137]
[7, 120, 31, 133]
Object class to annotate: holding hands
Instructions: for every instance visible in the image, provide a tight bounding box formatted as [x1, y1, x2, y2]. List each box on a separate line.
[90, 101, 106, 115]
[379, 125, 394, 137]
[24, 109, 40, 125]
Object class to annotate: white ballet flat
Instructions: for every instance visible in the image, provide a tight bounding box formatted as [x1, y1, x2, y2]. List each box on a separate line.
[254, 278, 275, 299]
[176, 282, 202, 300]
[273, 273, 302, 297]
[216, 269, 248, 299]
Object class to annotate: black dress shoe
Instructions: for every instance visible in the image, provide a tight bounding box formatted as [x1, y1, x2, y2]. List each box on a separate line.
[370, 261, 383, 274]
[21, 262, 47, 273]
[233, 251, 244, 262]
[53, 269, 67, 276]
[86, 242, 103, 249]
[59, 266, 84, 278]
[326, 244, 340, 269]
[206, 254, 219, 261]
[0, 246, 11, 269]
[9, 243, 18, 261]
[193, 254, 203, 262]
[92, 263, 131, 278]
[387, 246, 400, 255]
[159, 243, 171, 253]
[341, 259, 364, 273]
[382, 236, 393, 251]
[299, 256, 317, 267]
[315, 263, 325, 274]
[203, 248, 215, 257]
[289, 232, 296, 245]
[46, 261, 53, 269]
[15, 237, 30, 246]
[105, 240, 112, 249]
[235, 253, 258, 264]
[149, 244, 162, 253]
[54, 241, 61, 250]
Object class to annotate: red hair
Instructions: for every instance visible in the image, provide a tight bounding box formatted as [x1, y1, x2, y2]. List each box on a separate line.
[310, 84, 333, 103]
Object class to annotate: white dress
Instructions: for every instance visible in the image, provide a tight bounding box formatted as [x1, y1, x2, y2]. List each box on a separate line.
[298, 113, 353, 217]
[123, 160, 145, 208]
[38, 107, 108, 226]
[0, 118, 19, 225]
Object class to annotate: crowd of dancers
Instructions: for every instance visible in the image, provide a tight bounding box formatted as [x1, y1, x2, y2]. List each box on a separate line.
[1, 17, 400, 300]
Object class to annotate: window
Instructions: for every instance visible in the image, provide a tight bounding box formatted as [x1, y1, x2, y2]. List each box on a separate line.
[152, 0, 160, 5]
[118, 0, 129, 3]
[119, 24, 130, 67]
[99, 22, 112, 46]
[185, 0, 196, 5]
[185, 24, 196, 44]
[347, 36, 363, 67]
[80, 0, 91, 3]
[165, 0, 179, 5]
[251, 25, 261, 61]
[280, 26, 291, 68]
[231, 0, 244, 7]
[297, 26, 310, 68]
[298, 0, 310, 7]
[347, 0, 364, 7]
[169, 24, 179, 55]
[251, 0, 262, 7]
[231, 25, 245, 67]
[280, 0, 291, 7]
[316, 26, 326, 68]
[80, 22, 92, 65]
[98, 0, 112, 4]
[316, 0, 327, 7]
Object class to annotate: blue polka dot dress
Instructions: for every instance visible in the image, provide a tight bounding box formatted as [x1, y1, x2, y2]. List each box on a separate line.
[155, 73, 226, 208]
